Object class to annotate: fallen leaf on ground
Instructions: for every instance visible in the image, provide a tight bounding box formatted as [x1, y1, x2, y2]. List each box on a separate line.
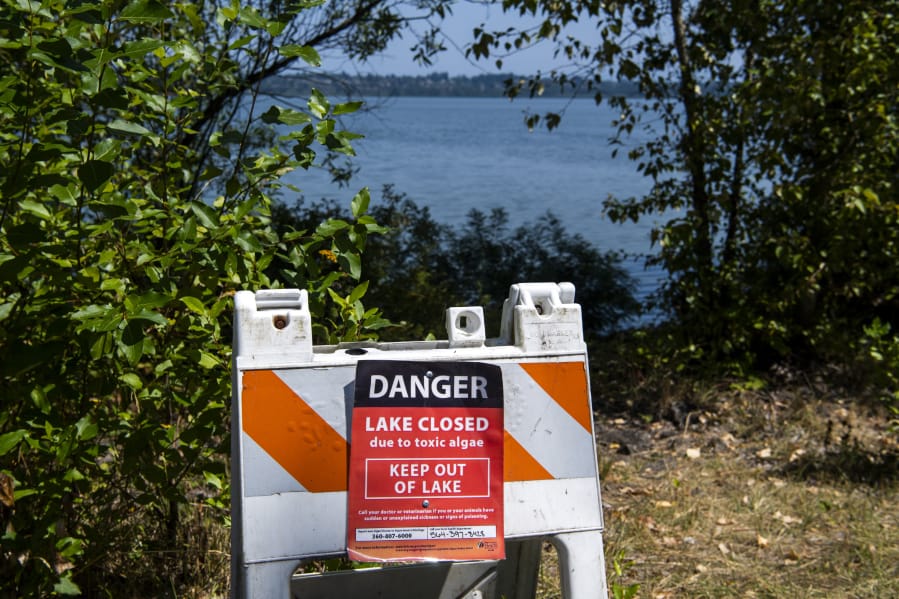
[619, 486, 649, 495]
[661, 536, 678, 546]
[773, 511, 801, 525]
[756, 534, 769, 548]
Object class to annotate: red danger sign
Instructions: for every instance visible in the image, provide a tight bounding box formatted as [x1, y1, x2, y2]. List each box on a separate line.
[347, 361, 504, 562]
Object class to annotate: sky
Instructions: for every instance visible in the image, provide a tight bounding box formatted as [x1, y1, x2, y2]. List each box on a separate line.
[318, 2, 598, 77]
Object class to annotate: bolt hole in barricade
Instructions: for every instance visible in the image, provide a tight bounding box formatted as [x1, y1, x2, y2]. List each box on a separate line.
[231, 283, 608, 599]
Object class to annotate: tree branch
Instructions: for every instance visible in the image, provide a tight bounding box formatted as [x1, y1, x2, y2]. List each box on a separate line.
[183, 0, 388, 165]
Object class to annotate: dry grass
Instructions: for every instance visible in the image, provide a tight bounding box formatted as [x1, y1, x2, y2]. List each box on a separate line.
[536, 378, 899, 598]
[191, 372, 897, 598]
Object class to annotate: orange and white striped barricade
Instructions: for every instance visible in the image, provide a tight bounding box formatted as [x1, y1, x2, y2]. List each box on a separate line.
[231, 283, 608, 598]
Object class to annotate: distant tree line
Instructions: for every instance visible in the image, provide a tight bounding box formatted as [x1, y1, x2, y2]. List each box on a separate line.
[261, 71, 641, 99]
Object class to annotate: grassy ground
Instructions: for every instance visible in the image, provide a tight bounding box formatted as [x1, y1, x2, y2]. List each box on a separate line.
[539, 373, 899, 598]
[182, 369, 897, 599]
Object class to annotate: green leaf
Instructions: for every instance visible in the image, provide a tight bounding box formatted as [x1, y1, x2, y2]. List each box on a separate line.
[198, 351, 221, 369]
[315, 219, 348, 237]
[120, 373, 143, 390]
[351, 187, 370, 218]
[135, 292, 171, 309]
[340, 251, 362, 280]
[228, 35, 254, 50]
[30, 387, 51, 414]
[203, 471, 223, 490]
[190, 201, 219, 228]
[78, 160, 115, 192]
[238, 6, 267, 29]
[260, 105, 281, 124]
[49, 184, 79, 205]
[324, 131, 359, 156]
[128, 309, 167, 325]
[108, 119, 152, 137]
[122, 38, 166, 58]
[18, 199, 52, 220]
[348, 280, 369, 304]
[119, 0, 174, 23]
[279, 45, 321, 66]
[0, 430, 26, 455]
[266, 19, 287, 36]
[13, 488, 38, 501]
[53, 573, 81, 596]
[180, 296, 207, 315]
[75, 416, 98, 441]
[277, 109, 311, 126]
[327, 287, 347, 308]
[119, 320, 146, 365]
[100, 278, 126, 293]
[308, 89, 329, 118]
[235, 231, 262, 252]
[333, 101, 363, 116]
[56, 536, 84, 558]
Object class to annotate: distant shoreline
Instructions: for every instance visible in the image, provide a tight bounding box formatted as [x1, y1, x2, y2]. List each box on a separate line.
[260, 71, 641, 99]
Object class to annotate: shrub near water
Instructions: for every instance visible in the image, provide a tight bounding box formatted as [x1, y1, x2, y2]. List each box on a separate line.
[272, 187, 641, 340]
[0, 2, 384, 596]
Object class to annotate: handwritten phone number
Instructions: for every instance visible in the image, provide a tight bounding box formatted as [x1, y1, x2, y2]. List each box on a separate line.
[428, 528, 488, 540]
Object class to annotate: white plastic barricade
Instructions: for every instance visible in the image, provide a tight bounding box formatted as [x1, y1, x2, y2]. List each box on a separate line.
[231, 282, 608, 598]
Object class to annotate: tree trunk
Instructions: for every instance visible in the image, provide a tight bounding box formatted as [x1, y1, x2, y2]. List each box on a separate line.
[670, 0, 714, 305]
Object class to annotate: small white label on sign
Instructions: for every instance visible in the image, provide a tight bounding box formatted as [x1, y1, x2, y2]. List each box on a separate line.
[355, 526, 497, 542]
[355, 527, 429, 542]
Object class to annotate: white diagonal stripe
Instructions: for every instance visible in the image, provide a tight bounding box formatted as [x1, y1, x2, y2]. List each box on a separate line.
[501, 362, 595, 479]
[274, 367, 354, 440]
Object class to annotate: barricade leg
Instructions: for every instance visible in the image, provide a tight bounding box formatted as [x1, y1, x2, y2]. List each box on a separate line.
[495, 538, 542, 599]
[240, 559, 299, 599]
[550, 530, 608, 599]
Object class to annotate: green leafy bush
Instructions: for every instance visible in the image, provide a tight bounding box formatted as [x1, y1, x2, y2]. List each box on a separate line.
[271, 186, 640, 341]
[0, 1, 382, 595]
[467, 0, 899, 386]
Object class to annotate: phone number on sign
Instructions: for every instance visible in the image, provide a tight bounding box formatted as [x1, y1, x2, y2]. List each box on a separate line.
[355, 526, 496, 542]
[427, 526, 495, 540]
[355, 528, 427, 542]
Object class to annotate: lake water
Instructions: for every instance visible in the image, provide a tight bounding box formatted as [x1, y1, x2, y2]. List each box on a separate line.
[274, 96, 667, 303]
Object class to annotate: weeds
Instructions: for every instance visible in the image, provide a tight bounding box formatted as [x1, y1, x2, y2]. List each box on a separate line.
[595, 371, 899, 598]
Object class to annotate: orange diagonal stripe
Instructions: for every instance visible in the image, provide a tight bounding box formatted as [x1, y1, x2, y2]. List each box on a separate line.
[242, 370, 347, 492]
[520, 362, 593, 434]
[503, 431, 553, 482]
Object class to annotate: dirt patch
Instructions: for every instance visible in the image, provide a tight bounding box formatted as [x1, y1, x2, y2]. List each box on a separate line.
[540, 382, 898, 597]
